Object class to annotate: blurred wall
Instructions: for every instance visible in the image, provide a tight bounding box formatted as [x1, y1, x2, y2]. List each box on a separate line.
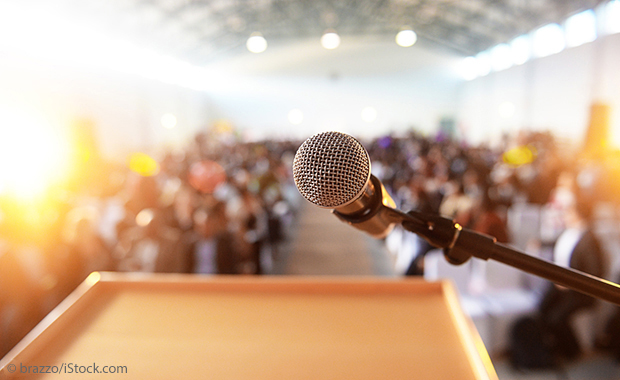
[208, 71, 460, 141]
[457, 33, 620, 147]
[202, 37, 463, 141]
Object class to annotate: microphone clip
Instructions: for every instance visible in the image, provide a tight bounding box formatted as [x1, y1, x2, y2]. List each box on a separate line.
[401, 210, 496, 265]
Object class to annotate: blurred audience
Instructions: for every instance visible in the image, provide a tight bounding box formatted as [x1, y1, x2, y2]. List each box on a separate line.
[1, 125, 618, 364]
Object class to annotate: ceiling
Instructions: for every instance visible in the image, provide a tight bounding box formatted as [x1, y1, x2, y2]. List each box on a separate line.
[57, 0, 604, 66]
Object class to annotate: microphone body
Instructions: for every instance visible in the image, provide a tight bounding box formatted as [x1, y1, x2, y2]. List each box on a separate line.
[332, 174, 396, 238]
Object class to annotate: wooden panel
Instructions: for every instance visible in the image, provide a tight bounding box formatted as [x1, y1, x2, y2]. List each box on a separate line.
[0, 273, 496, 379]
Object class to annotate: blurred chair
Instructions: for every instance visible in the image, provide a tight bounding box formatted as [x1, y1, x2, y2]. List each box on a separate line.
[424, 248, 544, 356]
[507, 203, 542, 250]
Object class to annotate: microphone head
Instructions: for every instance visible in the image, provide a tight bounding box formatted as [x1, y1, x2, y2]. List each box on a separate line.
[293, 131, 371, 208]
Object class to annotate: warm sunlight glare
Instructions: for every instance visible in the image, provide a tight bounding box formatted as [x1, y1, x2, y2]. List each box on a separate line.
[0, 107, 70, 199]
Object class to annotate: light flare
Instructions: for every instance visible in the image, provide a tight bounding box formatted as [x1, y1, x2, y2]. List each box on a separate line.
[0, 107, 70, 199]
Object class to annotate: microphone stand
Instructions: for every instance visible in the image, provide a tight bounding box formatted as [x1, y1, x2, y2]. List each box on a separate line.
[328, 174, 620, 305]
[378, 206, 620, 306]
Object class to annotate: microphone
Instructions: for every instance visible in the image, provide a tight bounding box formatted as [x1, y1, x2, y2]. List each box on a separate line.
[292, 131, 620, 306]
[292, 131, 397, 238]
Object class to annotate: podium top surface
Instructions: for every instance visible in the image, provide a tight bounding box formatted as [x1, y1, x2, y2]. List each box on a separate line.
[1, 273, 496, 379]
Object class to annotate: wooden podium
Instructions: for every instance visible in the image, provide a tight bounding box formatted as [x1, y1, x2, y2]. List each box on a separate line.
[0, 273, 497, 379]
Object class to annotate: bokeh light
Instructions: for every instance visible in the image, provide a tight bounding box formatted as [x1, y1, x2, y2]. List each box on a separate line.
[288, 109, 304, 125]
[247, 32, 268, 53]
[321, 30, 341, 49]
[136, 208, 155, 227]
[361, 107, 378, 123]
[532, 23, 565, 57]
[161, 113, 177, 129]
[128, 152, 160, 177]
[188, 160, 226, 194]
[395, 29, 417, 47]
[459, 57, 479, 81]
[502, 145, 536, 166]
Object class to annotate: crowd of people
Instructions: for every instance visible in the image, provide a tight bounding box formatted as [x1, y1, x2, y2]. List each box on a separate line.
[368, 130, 565, 273]
[365, 129, 619, 367]
[1, 126, 618, 365]
[0, 129, 301, 357]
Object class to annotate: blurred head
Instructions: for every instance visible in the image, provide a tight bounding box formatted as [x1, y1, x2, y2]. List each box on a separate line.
[566, 197, 595, 226]
[125, 174, 161, 214]
[62, 206, 99, 245]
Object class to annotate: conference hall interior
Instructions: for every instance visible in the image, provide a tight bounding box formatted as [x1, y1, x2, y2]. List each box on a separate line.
[2, 0, 620, 378]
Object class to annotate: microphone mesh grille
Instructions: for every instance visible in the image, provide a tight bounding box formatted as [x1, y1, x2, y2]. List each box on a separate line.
[293, 131, 370, 208]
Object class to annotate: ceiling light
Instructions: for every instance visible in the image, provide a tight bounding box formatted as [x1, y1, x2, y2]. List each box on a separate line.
[475, 52, 491, 77]
[605, 0, 620, 34]
[510, 35, 531, 65]
[361, 107, 377, 123]
[246, 32, 267, 53]
[532, 23, 565, 57]
[161, 113, 177, 129]
[490, 43, 512, 71]
[459, 57, 478, 81]
[288, 109, 304, 125]
[565, 9, 597, 47]
[321, 30, 340, 49]
[395, 29, 417, 47]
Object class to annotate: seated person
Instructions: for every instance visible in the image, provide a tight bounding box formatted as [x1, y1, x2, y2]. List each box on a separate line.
[538, 197, 607, 360]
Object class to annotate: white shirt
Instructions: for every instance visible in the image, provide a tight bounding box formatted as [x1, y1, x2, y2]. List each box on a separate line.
[553, 227, 586, 268]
